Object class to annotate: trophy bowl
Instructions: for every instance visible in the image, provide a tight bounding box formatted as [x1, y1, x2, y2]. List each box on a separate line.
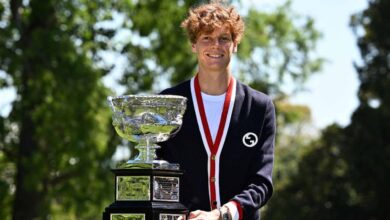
[108, 94, 187, 169]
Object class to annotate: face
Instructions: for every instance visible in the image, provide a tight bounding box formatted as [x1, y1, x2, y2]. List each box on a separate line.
[191, 25, 237, 74]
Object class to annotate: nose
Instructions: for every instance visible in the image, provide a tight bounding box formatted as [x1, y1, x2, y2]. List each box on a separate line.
[210, 39, 221, 46]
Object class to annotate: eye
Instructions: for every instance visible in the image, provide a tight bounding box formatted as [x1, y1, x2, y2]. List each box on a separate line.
[220, 36, 231, 42]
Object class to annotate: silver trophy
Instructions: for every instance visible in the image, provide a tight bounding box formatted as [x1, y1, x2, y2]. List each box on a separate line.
[104, 94, 188, 220]
[108, 94, 187, 169]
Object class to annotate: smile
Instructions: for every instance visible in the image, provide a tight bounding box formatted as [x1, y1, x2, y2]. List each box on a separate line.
[206, 53, 224, 58]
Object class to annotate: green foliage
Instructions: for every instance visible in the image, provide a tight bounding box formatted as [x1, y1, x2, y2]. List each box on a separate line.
[237, 1, 324, 94]
[344, 0, 390, 217]
[272, 99, 313, 190]
[265, 125, 361, 220]
[265, 0, 390, 219]
[0, 0, 115, 219]
[109, 0, 197, 91]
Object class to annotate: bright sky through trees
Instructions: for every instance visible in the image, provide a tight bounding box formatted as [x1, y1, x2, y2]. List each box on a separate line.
[247, 0, 368, 129]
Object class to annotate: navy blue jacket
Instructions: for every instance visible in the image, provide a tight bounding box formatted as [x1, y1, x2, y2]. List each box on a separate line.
[158, 78, 275, 219]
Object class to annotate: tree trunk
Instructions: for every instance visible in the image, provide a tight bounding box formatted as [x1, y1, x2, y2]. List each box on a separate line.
[12, 51, 45, 220]
[10, 0, 49, 218]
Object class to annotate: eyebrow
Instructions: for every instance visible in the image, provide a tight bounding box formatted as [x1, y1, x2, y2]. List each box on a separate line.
[201, 33, 231, 37]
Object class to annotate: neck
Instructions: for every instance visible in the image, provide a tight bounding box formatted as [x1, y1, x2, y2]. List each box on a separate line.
[197, 70, 231, 95]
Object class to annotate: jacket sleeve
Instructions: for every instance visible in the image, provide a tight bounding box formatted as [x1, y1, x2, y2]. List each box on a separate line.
[232, 98, 276, 219]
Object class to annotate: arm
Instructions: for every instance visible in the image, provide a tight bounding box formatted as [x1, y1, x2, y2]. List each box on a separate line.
[231, 98, 276, 219]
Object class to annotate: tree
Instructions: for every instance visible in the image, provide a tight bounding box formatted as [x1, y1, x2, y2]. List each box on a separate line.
[264, 0, 390, 219]
[344, 0, 390, 218]
[237, 1, 323, 95]
[0, 0, 115, 219]
[264, 125, 361, 220]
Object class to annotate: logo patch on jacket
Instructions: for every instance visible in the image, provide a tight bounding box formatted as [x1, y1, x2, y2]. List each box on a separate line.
[242, 132, 258, 147]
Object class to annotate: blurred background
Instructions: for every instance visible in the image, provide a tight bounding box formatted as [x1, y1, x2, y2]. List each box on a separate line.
[0, 0, 389, 219]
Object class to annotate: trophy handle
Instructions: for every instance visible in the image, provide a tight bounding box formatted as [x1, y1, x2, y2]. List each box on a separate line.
[169, 123, 183, 138]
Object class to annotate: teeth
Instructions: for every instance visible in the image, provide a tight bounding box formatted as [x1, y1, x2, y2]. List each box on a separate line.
[207, 54, 223, 58]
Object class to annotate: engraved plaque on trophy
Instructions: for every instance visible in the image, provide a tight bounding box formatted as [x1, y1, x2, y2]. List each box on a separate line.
[103, 95, 188, 220]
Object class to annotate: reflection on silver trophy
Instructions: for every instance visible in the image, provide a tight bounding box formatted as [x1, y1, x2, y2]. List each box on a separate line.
[107, 95, 187, 169]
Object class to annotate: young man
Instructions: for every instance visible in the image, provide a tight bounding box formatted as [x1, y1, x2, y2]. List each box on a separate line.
[158, 2, 276, 220]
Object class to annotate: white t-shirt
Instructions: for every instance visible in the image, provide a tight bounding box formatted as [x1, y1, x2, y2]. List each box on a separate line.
[201, 92, 225, 142]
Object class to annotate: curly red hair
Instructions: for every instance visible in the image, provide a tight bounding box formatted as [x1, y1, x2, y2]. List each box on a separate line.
[181, 3, 245, 44]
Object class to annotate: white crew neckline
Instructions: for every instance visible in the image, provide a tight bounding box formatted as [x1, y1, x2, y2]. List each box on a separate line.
[201, 92, 226, 102]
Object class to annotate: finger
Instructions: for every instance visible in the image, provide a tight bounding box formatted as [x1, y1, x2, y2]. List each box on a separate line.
[188, 210, 202, 218]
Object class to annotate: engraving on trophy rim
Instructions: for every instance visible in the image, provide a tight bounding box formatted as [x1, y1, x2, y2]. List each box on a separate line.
[110, 213, 145, 220]
[153, 176, 180, 202]
[116, 176, 150, 201]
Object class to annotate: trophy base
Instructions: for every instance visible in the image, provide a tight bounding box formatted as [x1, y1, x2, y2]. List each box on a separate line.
[117, 160, 180, 170]
[103, 201, 187, 220]
[103, 168, 188, 220]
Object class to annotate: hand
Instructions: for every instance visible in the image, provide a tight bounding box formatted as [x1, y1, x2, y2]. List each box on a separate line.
[187, 209, 220, 220]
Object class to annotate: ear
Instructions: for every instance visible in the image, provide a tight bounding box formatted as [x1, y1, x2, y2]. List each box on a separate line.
[233, 43, 238, 53]
[191, 44, 197, 53]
